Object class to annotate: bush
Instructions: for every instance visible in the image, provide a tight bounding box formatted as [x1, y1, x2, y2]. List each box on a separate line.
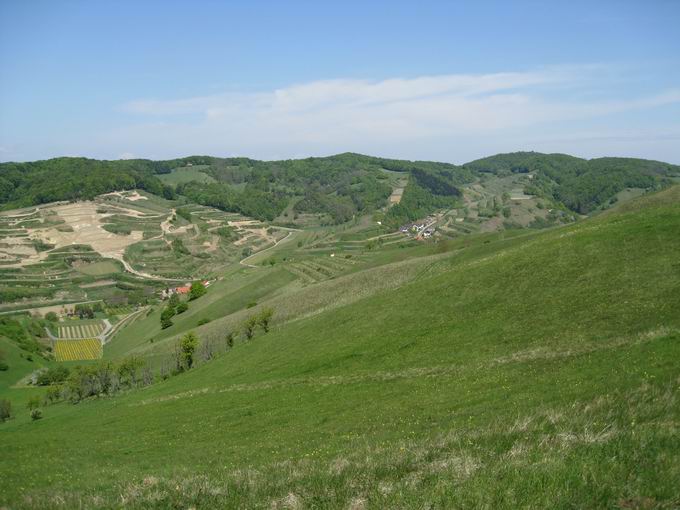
[161, 306, 176, 329]
[45, 312, 58, 322]
[258, 308, 274, 333]
[168, 293, 180, 308]
[27, 395, 41, 410]
[189, 281, 207, 301]
[45, 385, 63, 404]
[0, 399, 11, 422]
[243, 316, 258, 340]
[176, 302, 188, 314]
[36, 365, 70, 386]
[0, 361, 8, 371]
[30, 409, 42, 421]
[171, 238, 189, 255]
[180, 332, 198, 370]
[197, 318, 210, 326]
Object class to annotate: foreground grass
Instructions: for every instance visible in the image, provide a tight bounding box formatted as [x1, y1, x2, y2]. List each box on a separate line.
[1, 187, 679, 508]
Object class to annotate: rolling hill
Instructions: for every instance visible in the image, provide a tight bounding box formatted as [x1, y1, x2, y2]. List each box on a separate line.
[1, 185, 679, 508]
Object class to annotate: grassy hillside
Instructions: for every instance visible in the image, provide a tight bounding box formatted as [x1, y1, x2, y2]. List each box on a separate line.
[1, 187, 679, 508]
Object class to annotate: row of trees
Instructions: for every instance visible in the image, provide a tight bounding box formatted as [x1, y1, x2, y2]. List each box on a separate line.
[161, 307, 275, 377]
[242, 308, 274, 339]
[1, 308, 278, 424]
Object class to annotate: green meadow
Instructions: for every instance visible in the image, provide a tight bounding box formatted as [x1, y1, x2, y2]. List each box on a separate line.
[1, 187, 679, 508]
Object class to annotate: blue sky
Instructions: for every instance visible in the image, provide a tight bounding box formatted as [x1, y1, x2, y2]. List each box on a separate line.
[1, 0, 679, 163]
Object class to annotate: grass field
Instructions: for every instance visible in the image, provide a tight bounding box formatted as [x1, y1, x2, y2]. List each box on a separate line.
[1, 187, 679, 508]
[158, 166, 217, 186]
[53, 338, 102, 361]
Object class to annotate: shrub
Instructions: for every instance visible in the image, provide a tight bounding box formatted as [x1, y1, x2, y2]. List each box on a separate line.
[171, 238, 190, 255]
[168, 293, 180, 308]
[27, 396, 42, 410]
[180, 332, 199, 370]
[243, 316, 258, 340]
[45, 312, 58, 322]
[226, 332, 235, 348]
[0, 399, 11, 422]
[0, 361, 7, 371]
[176, 302, 188, 314]
[258, 308, 274, 333]
[160, 306, 176, 329]
[36, 365, 70, 386]
[45, 385, 62, 404]
[197, 318, 210, 326]
[189, 281, 207, 301]
[30, 409, 42, 421]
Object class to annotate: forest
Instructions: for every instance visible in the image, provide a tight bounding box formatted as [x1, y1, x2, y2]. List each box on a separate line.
[1, 152, 677, 221]
[464, 152, 679, 213]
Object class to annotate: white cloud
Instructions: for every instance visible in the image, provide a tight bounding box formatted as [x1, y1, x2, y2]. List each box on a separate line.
[113, 66, 680, 157]
[2, 65, 679, 163]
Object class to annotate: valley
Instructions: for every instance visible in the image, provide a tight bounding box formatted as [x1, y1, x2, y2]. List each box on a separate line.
[1, 153, 679, 509]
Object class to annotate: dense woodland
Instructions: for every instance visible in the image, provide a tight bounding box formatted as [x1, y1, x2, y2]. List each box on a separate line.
[466, 152, 679, 213]
[1, 152, 677, 221]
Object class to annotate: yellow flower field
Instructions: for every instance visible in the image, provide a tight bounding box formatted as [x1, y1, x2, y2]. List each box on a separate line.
[54, 339, 103, 361]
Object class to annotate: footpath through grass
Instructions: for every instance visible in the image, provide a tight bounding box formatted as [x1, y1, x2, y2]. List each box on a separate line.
[1, 187, 680, 508]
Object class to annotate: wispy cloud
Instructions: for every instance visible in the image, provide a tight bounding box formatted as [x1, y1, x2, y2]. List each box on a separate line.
[111, 66, 680, 162]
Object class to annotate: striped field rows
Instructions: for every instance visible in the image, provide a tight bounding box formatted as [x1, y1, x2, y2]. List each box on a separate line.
[54, 339, 103, 361]
[58, 322, 104, 339]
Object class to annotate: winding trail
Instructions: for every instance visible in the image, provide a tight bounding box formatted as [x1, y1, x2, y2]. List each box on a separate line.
[115, 257, 187, 282]
[239, 230, 299, 268]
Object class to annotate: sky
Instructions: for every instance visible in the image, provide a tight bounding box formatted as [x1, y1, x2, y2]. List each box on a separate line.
[1, 0, 679, 164]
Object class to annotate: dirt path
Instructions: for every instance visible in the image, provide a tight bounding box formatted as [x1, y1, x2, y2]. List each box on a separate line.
[101, 312, 145, 344]
[239, 231, 298, 268]
[115, 256, 186, 282]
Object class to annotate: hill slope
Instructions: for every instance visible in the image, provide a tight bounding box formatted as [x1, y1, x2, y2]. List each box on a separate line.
[3, 152, 677, 224]
[464, 151, 679, 213]
[1, 187, 679, 508]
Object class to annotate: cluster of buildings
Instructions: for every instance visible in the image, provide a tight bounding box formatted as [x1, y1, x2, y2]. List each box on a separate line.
[399, 217, 437, 239]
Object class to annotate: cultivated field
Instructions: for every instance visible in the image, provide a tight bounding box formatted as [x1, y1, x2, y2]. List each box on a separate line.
[54, 338, 103, 361]
[58, 321, 104, 339]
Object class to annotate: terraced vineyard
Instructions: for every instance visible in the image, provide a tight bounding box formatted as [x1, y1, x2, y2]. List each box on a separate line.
[54, 338, 103, 361]
[58, 321, 104, 339]
[284, 255, 359, 284]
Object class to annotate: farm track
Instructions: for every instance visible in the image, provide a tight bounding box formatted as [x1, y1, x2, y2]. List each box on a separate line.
[240, 230, 299, 268]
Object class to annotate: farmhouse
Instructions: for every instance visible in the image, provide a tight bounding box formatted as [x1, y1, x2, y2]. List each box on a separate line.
[160, 280, 211, 299]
